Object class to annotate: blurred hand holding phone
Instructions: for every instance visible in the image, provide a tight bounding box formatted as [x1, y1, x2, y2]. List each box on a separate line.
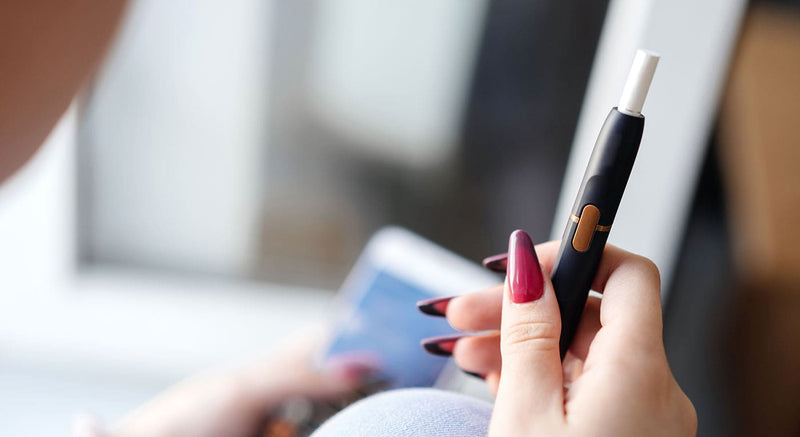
[263, 227, 498, 436]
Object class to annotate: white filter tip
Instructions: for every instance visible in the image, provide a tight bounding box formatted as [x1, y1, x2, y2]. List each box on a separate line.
[618, 49, 660, 116]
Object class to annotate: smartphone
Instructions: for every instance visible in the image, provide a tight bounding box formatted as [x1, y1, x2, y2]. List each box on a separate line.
[320, 226, 500, 388]
[262, 227, 499, 436]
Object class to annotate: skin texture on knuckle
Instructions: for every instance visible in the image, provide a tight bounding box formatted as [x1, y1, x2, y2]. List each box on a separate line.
[635, 256, 661, 289]
[620, 255, 661, 293]
[613, 256, 660, 291]
[603, 247, 661, 292]
[608, 255, 665, 338]
[502, 319, 561, 355]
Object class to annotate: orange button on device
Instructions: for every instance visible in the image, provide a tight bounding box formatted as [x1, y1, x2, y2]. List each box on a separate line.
[572, 204, 600, 252]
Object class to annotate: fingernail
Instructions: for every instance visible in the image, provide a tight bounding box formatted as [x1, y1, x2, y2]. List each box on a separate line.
[325, 353, 382, 379]
[507, 230, 544, 303]
[482, 253, 508, 273]
[461, 369, 486, 380]
[416, 296, 455, 317]
[420, 334, 465, 357]
[337, 364, 377, 381]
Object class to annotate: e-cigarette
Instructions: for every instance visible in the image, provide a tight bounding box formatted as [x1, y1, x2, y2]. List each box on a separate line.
[550, 49, 659, 357]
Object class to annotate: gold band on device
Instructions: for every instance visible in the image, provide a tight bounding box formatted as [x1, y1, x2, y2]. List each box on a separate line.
[570, 205, 611, 252]
[570, 213, 612, 232]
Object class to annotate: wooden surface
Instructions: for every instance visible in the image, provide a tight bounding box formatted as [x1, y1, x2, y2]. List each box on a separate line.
[719, 4, 800, 286]
[718, 5, 800, 435]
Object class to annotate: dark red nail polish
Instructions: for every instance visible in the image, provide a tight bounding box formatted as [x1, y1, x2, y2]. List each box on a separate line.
[416, 296, 455, 317]
[337, 362, 379, 380]
[507, 230, 544, 303]
[482, 253, 508, 273]
[461, 369, 486, 380]
[420, 334, 464, 357]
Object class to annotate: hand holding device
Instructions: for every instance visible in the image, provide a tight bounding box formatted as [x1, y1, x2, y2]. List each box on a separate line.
[486, 230, 696, 436]
[478, 50, 661, 357]
[422, 233, 696, 435]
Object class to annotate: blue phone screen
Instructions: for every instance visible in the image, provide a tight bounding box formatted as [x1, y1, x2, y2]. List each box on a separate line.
[324, 268, 458, 388]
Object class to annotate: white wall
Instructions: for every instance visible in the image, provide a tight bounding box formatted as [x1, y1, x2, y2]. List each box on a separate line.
[81, 0, 272, 276]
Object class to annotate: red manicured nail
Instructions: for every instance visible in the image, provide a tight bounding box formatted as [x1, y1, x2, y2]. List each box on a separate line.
[461, 369, 487, 380]
[324, 353, 382, 381]
[507, 230, 544, 303]
[482, 253, 508, 273]
[420, 334, 465, 357]
[416, 296, 455, 317]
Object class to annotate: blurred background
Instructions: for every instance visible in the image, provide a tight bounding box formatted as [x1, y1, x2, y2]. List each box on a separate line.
[1, 0, 799, 435]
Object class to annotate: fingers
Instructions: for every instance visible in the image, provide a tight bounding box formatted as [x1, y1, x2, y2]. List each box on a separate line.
[567, 295, 602, 361]
[446, 285, 503, 331]
[469, 243, 663, 350]
[447, 241, 560, 332]
[451, 332, 501, 375]
[561, 296, 602, 386]
[494, 230, 564, 420]
[590, 246, 663, 348]
[420, 241, 561, 333]
[238, 325, 381, 407]
[424, 239, 601, 388]
[450, 295, 602, 380]
[311, 353, 382, 397]
[483, 240, 562, 274]
[485, 372, 501, 396]
[480, 243, 660, 300]
[241, 353, 379, 406]
[421, 238, 662, 392]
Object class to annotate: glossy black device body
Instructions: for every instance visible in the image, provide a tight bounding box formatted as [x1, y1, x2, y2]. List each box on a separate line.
[551, 108, 644, 358]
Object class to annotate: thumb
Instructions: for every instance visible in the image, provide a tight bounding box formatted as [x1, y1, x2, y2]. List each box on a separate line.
[494, 230, 564, 422]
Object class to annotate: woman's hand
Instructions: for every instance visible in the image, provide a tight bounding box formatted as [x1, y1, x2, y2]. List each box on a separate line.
[112, 327, 377, 437]
[422, 231, 696, 436]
